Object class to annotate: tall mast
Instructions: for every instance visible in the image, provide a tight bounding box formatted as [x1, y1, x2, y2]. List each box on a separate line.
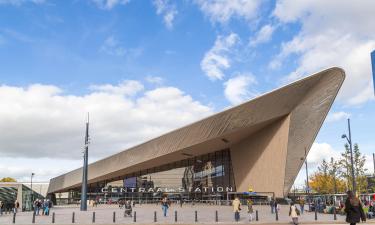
[80, 113, 89, 211]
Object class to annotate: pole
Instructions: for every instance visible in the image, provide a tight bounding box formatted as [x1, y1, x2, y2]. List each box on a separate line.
[373, 153, 375, 176]
[80, 113, 89, 211]
[348, 118, 356, 194]
[31, 173, 34, 210]
[304, 149, 311, 211]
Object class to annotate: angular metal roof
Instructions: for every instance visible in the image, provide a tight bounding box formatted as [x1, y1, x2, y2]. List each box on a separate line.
[48, 67, 345, 196]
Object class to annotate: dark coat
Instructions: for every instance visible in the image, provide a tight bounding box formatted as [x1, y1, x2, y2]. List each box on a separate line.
[345, 197, 366, 223]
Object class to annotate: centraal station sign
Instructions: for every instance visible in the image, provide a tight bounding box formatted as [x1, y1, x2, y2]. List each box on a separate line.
[101, 186, 234, 193]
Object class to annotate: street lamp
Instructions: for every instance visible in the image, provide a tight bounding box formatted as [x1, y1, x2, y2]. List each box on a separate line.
[301, 148, 311, 211]
[341, 118, 356, 194]
[31, 173, 35, 209]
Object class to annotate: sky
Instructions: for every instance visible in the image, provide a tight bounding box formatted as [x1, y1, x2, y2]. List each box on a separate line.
[0, 0, 374, 190]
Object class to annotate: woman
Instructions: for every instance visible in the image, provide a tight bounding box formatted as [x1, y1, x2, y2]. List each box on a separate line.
[345, 191, 366, 225]
[289, 202, 300, 225]
[232, 197, 241, 222]
[247, 199, 254, 221]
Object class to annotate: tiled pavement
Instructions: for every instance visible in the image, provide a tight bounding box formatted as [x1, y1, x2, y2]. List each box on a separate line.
[0, 204, 354, 224]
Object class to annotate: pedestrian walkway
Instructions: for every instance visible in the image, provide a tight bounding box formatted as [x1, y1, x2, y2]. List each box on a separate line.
[0, 204, 350, 224]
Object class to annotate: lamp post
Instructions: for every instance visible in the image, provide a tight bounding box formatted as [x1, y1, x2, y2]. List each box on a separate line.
[31, 173, 35, 210]
[341, 118, 356, 194]
[80, 114, 90, 211]
[301, 148, 311, 211]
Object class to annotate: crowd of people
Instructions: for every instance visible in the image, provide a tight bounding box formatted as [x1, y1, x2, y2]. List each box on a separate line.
[0, 200, 20, 214]
[230, 190, 367, 225]
[33, 199, 52, 216]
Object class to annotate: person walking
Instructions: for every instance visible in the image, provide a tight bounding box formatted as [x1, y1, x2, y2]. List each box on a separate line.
[43, 200, 50, 216]
[345, 191, 366, 225]
[161, 197, 169, 217]
[270, 198, 275, 214]
[289, 202, 300, 225]
[299, 197, 305, 214]
[0, 200, 3, 215]
[13, 200, 19, 214]
[232, 197, 241, 222]
[247, 199, 254, 222]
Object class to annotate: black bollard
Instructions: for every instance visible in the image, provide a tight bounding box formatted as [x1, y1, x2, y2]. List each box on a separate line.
[52, 212, 55, 223]
[93, 212, 95, 223]
[175, 210, 177, 222]
[315, 206, 317, 221]
[72, 212, 75, 223]
[215, 210, 218, 222]
[256, 210, 258, 221]
[133, 211, 136, 222]
[12, 212, 16, 224]
[154, 211, 157, 222]
[113, 211, 116, 223]
[275, 208, 279, 221]
[195, 210, 198, 222]
[334, 208, 337, 220]
[32, 211, 36, 224]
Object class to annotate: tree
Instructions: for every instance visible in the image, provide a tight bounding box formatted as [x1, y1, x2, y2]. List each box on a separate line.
[0, 177, 17, 182]
[353, 144, 368, 193]
[338, 143, 368, 193]
[328, 157, 341, 193]
[309, 159, 346, 194]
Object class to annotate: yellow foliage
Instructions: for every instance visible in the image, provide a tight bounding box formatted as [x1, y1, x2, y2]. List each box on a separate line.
[0, 177, 17, 182]
[309, 173, 346, 194]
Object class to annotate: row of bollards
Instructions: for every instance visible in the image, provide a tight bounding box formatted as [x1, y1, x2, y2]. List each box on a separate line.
[14, 207, 338, 224]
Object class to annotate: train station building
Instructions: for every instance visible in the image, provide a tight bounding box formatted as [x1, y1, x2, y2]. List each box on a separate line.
[47, 68, 345, 204]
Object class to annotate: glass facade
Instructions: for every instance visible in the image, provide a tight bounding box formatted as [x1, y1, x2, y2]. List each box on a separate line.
[68, 149, 236, 204]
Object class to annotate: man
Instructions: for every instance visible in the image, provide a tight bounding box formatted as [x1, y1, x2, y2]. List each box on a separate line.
[233, 197, 241, 222]
[299, 197, 305, 214]
[270, 198, 275, 214]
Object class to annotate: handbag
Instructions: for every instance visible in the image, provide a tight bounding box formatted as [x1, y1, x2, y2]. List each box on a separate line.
[296, 208, 300, 216]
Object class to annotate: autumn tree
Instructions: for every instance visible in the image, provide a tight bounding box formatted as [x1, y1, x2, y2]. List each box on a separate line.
[309, 159, 346, 194]
[0, 177, 17, 182]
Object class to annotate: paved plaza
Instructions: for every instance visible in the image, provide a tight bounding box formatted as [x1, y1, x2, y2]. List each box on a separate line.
[0, 204, 360, 225]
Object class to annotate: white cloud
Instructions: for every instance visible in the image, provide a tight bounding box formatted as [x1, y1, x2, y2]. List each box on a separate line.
[224, 74, 257, 105]
[145, 76, 163, 85]
[92, 0, 130, 10]
[326, 111, 350, 123]
[201, 33, 240, 80]
[294, 142, 374, 186]
[0, 82, 213, 164]
[294, 142, 341, 186]
[100, 36, 126, 56]
[90, 80, 144, 96]
[0, 0, 45, 5]
[250, 24, 275, 47]
[153, 0, 177, 29]
[272, 0, 375, 105]
[194, 0, 261, 24]
[0, 157, 81, 182]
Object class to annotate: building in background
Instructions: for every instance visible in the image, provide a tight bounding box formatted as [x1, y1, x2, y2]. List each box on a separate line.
[47, 68, 345, 203]
[0, 182, 46, 211]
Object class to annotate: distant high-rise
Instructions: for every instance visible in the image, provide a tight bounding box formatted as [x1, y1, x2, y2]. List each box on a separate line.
[372, 50, 375, 95]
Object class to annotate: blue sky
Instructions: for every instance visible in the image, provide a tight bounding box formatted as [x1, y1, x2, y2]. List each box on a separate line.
[0, 0, 374, 189]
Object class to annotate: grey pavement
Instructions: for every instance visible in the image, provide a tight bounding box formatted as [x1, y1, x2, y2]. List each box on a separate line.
[0, 204, 365, 225]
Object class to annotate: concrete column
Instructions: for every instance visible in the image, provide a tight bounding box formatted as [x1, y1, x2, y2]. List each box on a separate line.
[17, 184, 23, 211]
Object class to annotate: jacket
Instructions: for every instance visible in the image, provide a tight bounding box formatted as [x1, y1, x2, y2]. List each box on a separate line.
[345, 197, 366, 223]
[233, 199, 241, 212]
